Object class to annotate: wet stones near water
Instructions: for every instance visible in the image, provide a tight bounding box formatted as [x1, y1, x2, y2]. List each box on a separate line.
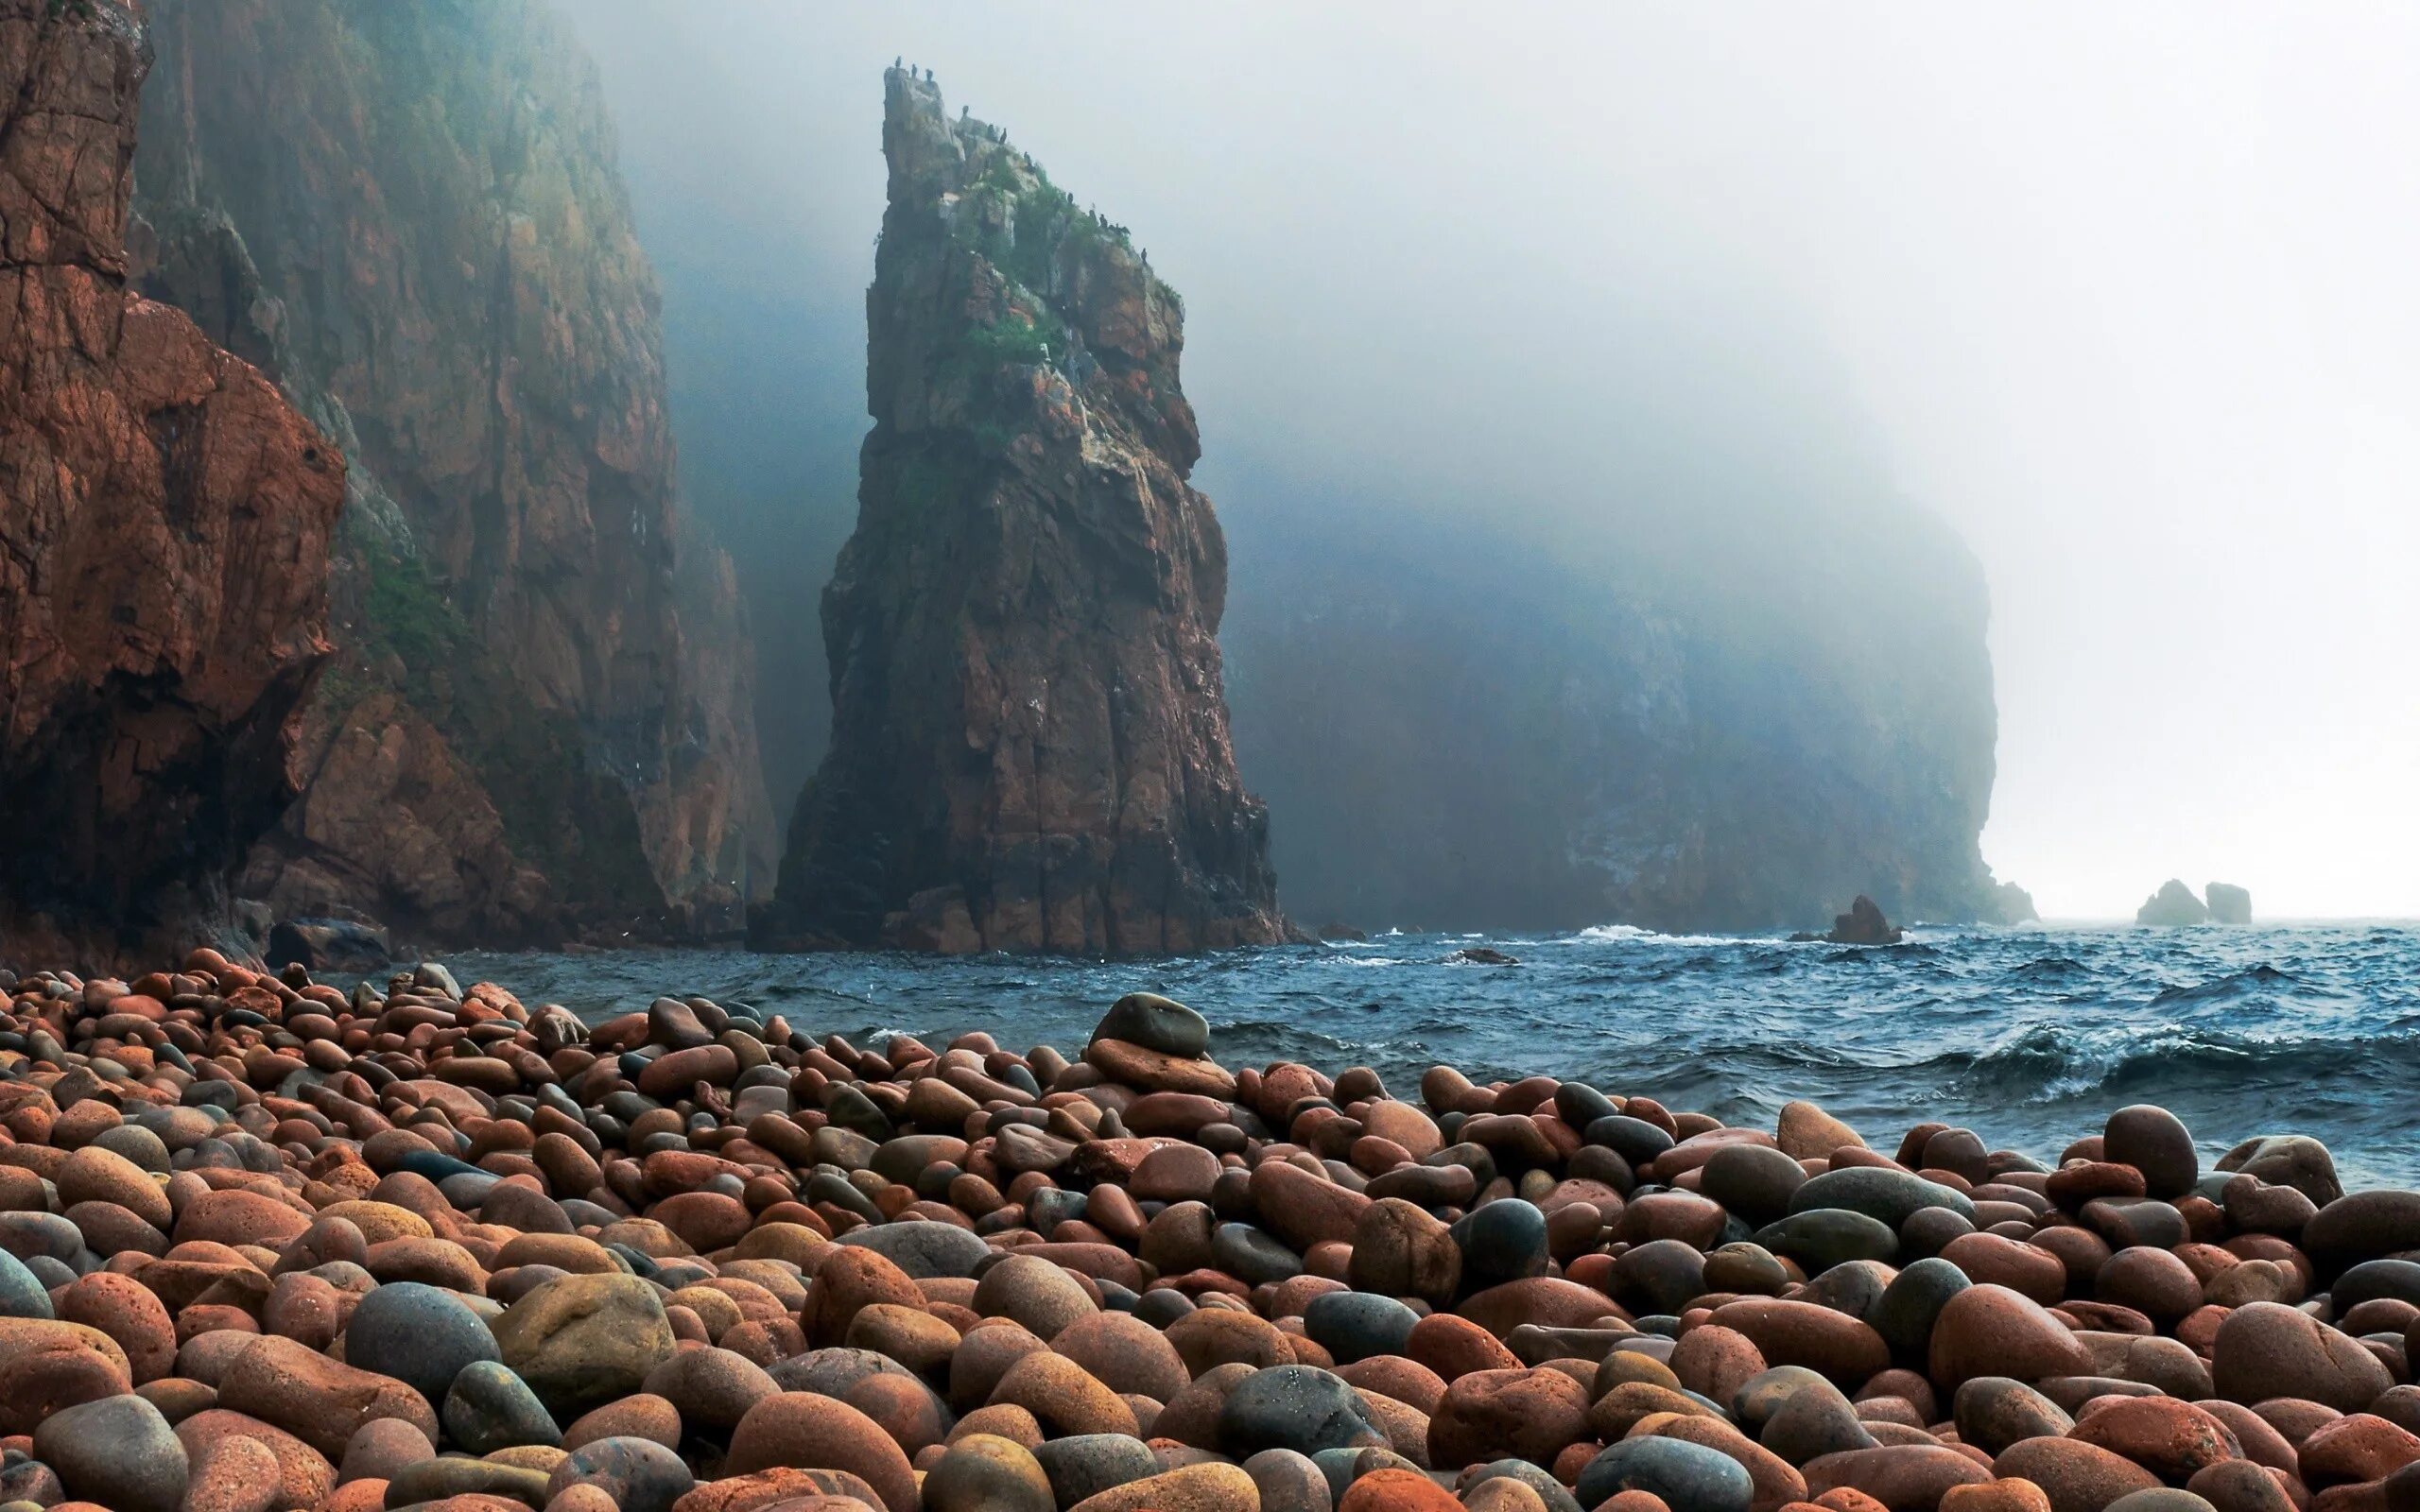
[1092, 991, 1212, 1058]
[0, 961, 2414, 1512]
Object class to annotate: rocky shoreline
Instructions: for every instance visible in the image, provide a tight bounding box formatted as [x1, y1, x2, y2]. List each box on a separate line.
[0, 958, 2410, 1512]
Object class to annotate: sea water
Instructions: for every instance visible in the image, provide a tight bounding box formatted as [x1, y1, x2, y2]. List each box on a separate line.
[427, 922, 2420, 1189]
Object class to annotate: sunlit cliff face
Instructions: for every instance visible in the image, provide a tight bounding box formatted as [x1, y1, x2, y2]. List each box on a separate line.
[570, 2, 2420, 919]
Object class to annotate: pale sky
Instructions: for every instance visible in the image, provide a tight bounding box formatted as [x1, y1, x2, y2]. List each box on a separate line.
[568, 3, 2420, 920]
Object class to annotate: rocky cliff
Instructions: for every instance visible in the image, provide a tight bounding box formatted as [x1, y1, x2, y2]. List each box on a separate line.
[753, 70, 1285, 955]
[128, 0, 774, 944]
[0, 0, 345, 966]
[1223, 496, 2021, 935]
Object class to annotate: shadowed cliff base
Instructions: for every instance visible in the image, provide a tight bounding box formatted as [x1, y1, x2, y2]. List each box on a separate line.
[752, 70, 1285, 956]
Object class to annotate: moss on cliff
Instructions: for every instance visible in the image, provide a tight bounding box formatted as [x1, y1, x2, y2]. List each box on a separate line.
[322, 551, 661, 919]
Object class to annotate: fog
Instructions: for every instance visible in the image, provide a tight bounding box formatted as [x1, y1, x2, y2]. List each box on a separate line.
[567, 2, 2420, 921]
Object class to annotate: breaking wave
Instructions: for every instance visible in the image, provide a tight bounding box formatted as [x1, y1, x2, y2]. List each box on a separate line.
[429, 919, 2420, 1186]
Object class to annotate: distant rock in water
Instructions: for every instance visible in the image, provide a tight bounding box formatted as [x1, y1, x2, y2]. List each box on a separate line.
[1987, 879, 2040, 924]
[2136, 879, 2211, 926]
[1826, 896, 1905, 945]
[0, 0, 344, 969]
[1447, 947, 1521, 966]
[2205, 882, 2253, 925]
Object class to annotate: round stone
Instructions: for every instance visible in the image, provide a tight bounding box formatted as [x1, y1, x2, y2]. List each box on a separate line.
[1952, 1376, 2075, 1455]
[342, 1280, 500, 1405]
[1212, 1222, 1305, 1285]
[33, 1392, 188, 1512]
[58, 1143, 172, 1229]
[1050, 1311, 1189, 1402]
[1220, 1365, 1387, 1458]
[2212, 1301, 2392, 1412]
[1428, 1365, 1593, 1470]
[1349, 1199, 1461, 1307]
[337, 1417, 435, 1483]
[1033, 1433, 1160, 1507]
[1304, 1291, 1421, 1365]
[1451, 1200, 1550, 1292]
[544, 1435, 698, 1512]
[2103, 1107, 2197, 1197]
[1790, 1168, 1977, 1228]
[1993, 1437, 2160, 1512]
[1700, 1144, 1808, 1223]
[924, 1433, 1055, 1512]
[1754, 1210, 1900, 1271]
[177, 1433, 282, 1512]
[1575, 1435, 1755, 1512]
[975, 1253, 1098, 1339]
[1092, 993, 1211, 1057]
[1247, 1448, 1337, 1512]
[53, 1271, 173, 1383]
[2305, 1191, 2420, 1277]
[491, 1272, 678, 1417]
[0, 1246, 53, 1320]
[1868, 1256, 1972, 1361]
[385, 1455, 553, 1506]
[1803, 1445, 1991, 1511]
[841, 1221, 991, 1280]
[641, 1346, 781, 1435]
[725, 1391, 919, 1512]
[442, 1358, 562, 1453]
[1928, 1284, 2093, 1389]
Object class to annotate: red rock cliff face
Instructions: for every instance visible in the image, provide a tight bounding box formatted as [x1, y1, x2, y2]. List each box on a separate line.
[754, 71, 1285, 956]
[0, 0, 344, 966]
[129, 0, 775, 943]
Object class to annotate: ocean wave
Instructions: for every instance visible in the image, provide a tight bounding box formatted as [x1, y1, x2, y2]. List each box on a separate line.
[1932, 1021, 2420, 1104]
[1570, 923, 1742, 946]
[2008, 955, 2087, 979]
[443, 923, 2420, 1186]
[2148, 965, 2293, 1005]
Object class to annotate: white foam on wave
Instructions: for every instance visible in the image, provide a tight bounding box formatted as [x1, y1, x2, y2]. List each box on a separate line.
[1568, 923, 1745, 946]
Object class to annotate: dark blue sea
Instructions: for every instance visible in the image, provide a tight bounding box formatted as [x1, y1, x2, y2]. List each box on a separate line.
[430, 923, 2420, 1190]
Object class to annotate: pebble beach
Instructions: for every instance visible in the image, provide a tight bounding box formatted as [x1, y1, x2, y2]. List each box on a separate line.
[0, 951, 2414, 1512]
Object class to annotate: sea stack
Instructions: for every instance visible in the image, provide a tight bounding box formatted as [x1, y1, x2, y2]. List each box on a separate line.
[2135, 878, 2210, 926]
[1825, 895, 1905, 944]
[2206, 880, 2253, 924]
[0, 0, 344, 967]
[754, 69, 1284, 955]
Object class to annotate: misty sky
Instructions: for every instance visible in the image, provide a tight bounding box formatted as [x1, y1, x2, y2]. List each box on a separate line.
[568, 3, 2420, 920]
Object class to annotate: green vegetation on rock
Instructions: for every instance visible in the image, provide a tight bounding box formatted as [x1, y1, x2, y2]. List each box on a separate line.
[326, 551, 662, 917]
